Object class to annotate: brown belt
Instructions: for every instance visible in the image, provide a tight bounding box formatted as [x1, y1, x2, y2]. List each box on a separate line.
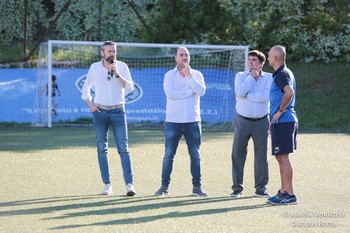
[95, 103, 124, 110]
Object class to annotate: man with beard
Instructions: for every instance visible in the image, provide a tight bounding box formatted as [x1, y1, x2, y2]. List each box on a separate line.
[154, 46, 208, 197]
[81, 41, 136, 196]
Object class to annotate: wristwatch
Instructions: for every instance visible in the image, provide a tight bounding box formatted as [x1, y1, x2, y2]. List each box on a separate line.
[278, 108, 284, 113]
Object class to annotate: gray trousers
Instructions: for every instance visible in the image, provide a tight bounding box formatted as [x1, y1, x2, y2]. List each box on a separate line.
[231, 114, 269, 192]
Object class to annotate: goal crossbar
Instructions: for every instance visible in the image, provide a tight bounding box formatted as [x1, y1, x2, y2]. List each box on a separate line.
[34, 40, 249, 128]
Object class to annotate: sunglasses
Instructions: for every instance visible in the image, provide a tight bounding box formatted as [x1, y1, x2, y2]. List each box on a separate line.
[107, 70, 113, 81]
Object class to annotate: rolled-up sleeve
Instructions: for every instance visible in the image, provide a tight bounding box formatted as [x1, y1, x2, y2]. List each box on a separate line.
[81, 66, 94, 101]
[119, 63, 134, 94]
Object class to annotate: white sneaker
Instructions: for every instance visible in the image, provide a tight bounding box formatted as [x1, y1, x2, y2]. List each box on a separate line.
[101, 183, 113, 195]
[126, 183, 136, 196]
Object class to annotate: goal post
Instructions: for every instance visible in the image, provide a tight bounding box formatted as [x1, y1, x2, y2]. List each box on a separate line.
[32, 40, 248, 128]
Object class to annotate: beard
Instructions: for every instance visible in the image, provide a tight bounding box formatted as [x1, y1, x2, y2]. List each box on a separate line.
[105, 56, 115, 64]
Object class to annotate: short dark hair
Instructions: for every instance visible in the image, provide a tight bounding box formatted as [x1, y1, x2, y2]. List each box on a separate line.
[52, 75, 56, 81]
[102, 41, 116, 50]
[248, 50, 266, 63]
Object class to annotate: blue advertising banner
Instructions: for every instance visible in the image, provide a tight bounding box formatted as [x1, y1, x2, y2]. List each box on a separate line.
[0, 69, 37, 122]
[0, 68, 236, 124]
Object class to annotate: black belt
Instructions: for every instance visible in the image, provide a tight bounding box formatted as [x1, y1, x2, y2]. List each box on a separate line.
[238, 114, 268, 121]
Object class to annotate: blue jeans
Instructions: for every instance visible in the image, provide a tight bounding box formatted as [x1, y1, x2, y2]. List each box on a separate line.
[92, 107, 133, 185]
[161, 122, 202, 187]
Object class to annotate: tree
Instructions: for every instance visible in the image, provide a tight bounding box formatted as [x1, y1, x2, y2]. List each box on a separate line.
[0, 0, 349, 62]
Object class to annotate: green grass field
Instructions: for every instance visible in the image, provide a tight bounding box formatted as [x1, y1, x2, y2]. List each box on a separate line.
[0, 126, 349, 233]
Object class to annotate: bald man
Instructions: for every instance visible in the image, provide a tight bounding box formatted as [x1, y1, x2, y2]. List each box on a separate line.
[267, 45, 298, 205]
[154, 47, 208, 197]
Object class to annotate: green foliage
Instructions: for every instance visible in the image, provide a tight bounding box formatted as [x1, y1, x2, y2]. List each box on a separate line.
[289, 62, 350, 130]
[54, 0, 99, 41]
[0, 0, 349, 63]
[138, 0, 350, 63]
[0, 41, 31, 62]
[0, 0, 46, 44]
[52, 46, 99, 64]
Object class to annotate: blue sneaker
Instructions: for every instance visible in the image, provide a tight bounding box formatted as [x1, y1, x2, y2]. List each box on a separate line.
[191, 186, 208, 197]
[268, 191, 297, 205]
[267, 190, 283, 202]
[154, 185, 170, 196]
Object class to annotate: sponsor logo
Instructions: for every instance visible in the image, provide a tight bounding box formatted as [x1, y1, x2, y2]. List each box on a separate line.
[274, 146, 280, 153]
[75, 74, 143, 104]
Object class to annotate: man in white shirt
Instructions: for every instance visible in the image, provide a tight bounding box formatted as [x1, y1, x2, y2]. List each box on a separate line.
[154, 46, 208, 197]
[81, 41, 136, 196]
[230, 50, 273, 198]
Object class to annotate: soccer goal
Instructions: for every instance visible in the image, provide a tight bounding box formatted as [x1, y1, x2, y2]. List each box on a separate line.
[32, 40, 248, 128]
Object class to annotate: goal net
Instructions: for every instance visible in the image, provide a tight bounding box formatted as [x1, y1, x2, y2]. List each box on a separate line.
[33, 40, 248, 128]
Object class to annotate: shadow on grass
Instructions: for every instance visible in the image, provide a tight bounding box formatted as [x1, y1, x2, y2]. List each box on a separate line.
[0, 194, 272, 230]
[0, 126, 233, 152]
[0, 195, 103, 208]
[3, 126, 348, 153]
[51, 204, 271, 230]
[0, 126, 164, 152]
[50, 197, 271, 230]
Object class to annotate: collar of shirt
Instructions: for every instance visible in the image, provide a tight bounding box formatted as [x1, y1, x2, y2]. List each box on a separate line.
[273, 64, 286, 77]
[81, 60, 133, 106]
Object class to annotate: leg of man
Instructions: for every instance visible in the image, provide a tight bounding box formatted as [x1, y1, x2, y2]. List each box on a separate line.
[183, 122, 202, 187]
[275, 154, 294, 195]
[93, 110, 111, 183]
[110, 107, 134, 185]
[161, 122, 183, 187]
[231, 115, 250, 193]
[271, 122, 297, 195]
[252, 118, 269, 193]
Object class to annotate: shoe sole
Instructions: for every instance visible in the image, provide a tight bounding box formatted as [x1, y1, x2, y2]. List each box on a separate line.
[230, 193, 243, 198]
[127, 191, 136, 196]
[267, 200, 298, 205]
[100, 192, 113, 195]
[191, 193, 208, 197]
[154, 193, 170, 197]
[255, 194, 271, 198]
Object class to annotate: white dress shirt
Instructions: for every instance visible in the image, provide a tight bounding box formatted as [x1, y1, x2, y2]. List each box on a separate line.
[235, 70, 273, 118]
[81, 60, 134, 106]
[164, 67, 206, 123]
